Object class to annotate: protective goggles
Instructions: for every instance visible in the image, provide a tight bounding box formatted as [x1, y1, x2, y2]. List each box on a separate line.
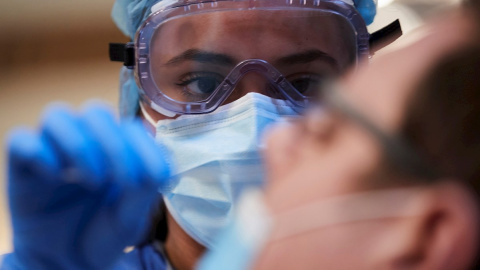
[110, 0, 402, 116]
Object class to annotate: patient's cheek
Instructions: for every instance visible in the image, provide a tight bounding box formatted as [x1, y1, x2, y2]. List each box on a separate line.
[263, 123, 299, 185]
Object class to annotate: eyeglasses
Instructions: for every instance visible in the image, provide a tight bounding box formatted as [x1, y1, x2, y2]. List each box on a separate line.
[308, 81, 440, 181]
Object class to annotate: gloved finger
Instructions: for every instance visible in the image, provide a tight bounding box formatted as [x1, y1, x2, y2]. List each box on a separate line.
[79, 186, 162, 262]
[105, 120, 172, 247]
[121, 120, 172, 191]
[112, 185, 162, 247]
[80, 103, 139, 186]
[6, 128, 60, 226]
[78, 119, 168, 254]
[6, 127, 60, 184]
[40, 104, 103, 187]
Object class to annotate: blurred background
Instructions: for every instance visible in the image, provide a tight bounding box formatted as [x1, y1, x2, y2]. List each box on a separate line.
[0, 0, 461, 254]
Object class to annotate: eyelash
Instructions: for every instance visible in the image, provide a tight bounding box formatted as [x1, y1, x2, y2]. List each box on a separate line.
[175, 72, 225, 98]
[176, 72, 223, 86]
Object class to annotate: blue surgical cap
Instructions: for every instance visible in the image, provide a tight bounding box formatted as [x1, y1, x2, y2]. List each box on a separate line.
[111, 0, 377, 118]
[111, 0, 159, 119]
[112, 0, 159, 40]
[355, 0, 377, 25]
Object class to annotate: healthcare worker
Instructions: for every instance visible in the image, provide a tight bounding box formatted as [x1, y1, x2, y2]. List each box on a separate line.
[1, 0, 401, 269]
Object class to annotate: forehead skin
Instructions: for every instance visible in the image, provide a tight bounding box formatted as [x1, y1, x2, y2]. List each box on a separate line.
[152, 9, 356, 70]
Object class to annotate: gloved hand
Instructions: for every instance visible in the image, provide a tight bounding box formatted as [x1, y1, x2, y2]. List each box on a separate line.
[2, 103, 171, 270]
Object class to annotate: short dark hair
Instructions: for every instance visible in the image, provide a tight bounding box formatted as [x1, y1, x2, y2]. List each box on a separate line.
[402, 43, 480, 189]
[398, 11, 480, 267]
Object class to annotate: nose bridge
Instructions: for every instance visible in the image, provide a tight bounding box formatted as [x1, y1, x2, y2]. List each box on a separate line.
[235, 71, 271, 96]
[221, 59, 284, 105]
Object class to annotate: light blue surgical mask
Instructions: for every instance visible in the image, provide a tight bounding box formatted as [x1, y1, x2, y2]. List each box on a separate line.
[141, 93, 298, 248]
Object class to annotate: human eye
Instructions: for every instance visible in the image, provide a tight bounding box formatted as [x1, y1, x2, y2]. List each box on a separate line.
[176, 72, 224, 100]
[286, 73, 324, 97]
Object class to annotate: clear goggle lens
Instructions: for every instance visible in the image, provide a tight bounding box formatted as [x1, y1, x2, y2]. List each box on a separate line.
[136, 0, 368, 115]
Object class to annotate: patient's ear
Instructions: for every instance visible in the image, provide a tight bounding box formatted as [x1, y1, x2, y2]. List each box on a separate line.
[392, 181, 479, 270]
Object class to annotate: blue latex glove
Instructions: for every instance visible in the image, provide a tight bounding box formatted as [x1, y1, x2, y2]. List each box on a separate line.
[2, 103, 171, 270]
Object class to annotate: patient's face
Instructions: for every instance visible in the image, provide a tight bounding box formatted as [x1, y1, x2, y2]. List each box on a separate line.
[257, 11, 473, 270]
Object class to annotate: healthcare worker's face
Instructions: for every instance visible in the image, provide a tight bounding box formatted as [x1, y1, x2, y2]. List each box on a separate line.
[142, 9, 356, 123]
[257, 11, 475, 270]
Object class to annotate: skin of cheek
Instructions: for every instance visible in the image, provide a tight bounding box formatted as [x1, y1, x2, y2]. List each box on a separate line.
[263, 122, 302, 185]
[255, 217, 409, 270]
[264, 119, 382, 214]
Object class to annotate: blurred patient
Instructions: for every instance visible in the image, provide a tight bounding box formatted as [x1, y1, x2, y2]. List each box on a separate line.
[198, 2, 480, 270]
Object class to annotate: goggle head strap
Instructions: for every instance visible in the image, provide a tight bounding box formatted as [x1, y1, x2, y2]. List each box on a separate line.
[369, 19, 403, 55]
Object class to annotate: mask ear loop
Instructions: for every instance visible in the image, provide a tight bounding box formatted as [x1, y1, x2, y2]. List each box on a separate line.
[269, 188, 430, 243]
[139, 101, 159, 127]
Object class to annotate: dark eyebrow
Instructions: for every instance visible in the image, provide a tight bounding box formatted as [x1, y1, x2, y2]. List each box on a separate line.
[165, 49, 236, 66]
[275, 50, 338, 69]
